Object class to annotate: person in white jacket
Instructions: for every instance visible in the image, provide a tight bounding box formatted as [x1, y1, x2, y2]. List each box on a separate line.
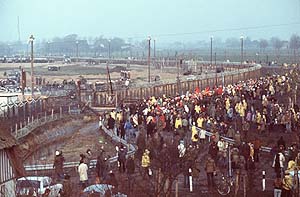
[272, 151, 285, 178]
[78, 159, 88, 191]
[199, 129, 206, 144]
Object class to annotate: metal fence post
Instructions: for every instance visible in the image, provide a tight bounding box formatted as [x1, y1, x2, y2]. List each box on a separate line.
[262, 171, 266, 191]
[189, 168, 193, 192]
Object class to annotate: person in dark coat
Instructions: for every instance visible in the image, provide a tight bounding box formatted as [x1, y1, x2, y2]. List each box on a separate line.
[60, 174, 72, 197]
[126, 155, 135, 193]
[107, 115, 115, 130]
[205, 155, 216, 188]
[208, 142, 219, 162]
[120, 120, 126, 139]
[96, 155, 109, 182]
[118, 146, 127, 173]
[106, 171, 118, 195]
[53, 150, 65, 181]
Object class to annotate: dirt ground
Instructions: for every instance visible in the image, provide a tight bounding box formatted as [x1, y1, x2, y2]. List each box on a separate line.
[23, 117, 115, 165]
[0, 62, 204, 86]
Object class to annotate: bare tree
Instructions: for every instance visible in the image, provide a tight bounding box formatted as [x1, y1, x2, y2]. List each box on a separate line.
[259, 39, 268, 53]
[225, 37, 239, 48]
[270, 37, 284, 61]
[290, 34, 300, 63]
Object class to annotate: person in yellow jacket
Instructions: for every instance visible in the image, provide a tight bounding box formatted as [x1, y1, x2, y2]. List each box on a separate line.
[235, 101, 244, 118]
[240, 105, 246, 120]
[197, 116, 204, 128]
[195, 104, 201, 114]
[225, 98, 230, 111]
[191, 122, 199, 147]
[175, 115, 182, 129]
[141, 149, 151, 176]
[256, 111, 262, 132]
[281, 160, 296, 197]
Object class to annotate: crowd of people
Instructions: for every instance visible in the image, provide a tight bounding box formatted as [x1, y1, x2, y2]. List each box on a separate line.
[99, 67, 300, 195]
[52, 67, 300, 196]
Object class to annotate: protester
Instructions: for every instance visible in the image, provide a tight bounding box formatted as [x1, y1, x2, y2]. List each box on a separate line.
[53, 150, 65, 182]
[141, 149, 151, 176]
[205, 155, 216, 188]
[118, 145, 127, 173]
[272, 148, 285, 178]
[78, 159, 88, 191]
[126, 155, 135, 193]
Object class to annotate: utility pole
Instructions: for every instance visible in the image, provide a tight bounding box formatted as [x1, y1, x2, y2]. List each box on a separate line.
[215, 52, 217, 86]
[29, 35, 34, 97]
[76, 41, 79, 62]
[210, 36, 213, 66]
[154, 38, 156, 58]
[176, 51, 180, 94]
[148, 36, 151, 83]
[240, 36, 244, 82]
[47, 42, 50, 60]
[154, 38, 156, 69]
[240, 36, 244, 66]
[108, 39, 111, 61]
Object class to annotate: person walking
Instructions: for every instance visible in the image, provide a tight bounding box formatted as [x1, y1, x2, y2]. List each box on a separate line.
[118, 145, 127, 173]
[272, 150, 285, 178]
[53, 150, 65, 182]
[205, 155, 216, 189]
[126, 155, 135, 193]
[78, 159, 88, 191]
[141, 149, 151, 176]
[95, 154, 108, 182]
[191, 122, 199, 147]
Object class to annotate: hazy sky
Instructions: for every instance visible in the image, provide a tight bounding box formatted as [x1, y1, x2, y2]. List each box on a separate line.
[0, 0, 300, 43]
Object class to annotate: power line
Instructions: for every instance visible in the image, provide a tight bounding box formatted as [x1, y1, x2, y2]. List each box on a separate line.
[152, 22, 300, 38]
[125, 22, 300, 40]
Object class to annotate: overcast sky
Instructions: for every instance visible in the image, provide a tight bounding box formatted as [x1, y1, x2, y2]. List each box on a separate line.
[0, 0, 300, 43]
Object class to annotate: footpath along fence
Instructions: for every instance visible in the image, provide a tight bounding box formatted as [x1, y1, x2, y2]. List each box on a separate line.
[24, 126, 136, 174]
[89, 64, 262, 107]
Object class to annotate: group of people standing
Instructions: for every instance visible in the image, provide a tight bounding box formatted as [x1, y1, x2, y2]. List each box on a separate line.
[52, 66, 300, 196]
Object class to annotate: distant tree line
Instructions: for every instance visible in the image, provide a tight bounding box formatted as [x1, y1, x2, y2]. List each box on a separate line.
[0, 34, 300, 63]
